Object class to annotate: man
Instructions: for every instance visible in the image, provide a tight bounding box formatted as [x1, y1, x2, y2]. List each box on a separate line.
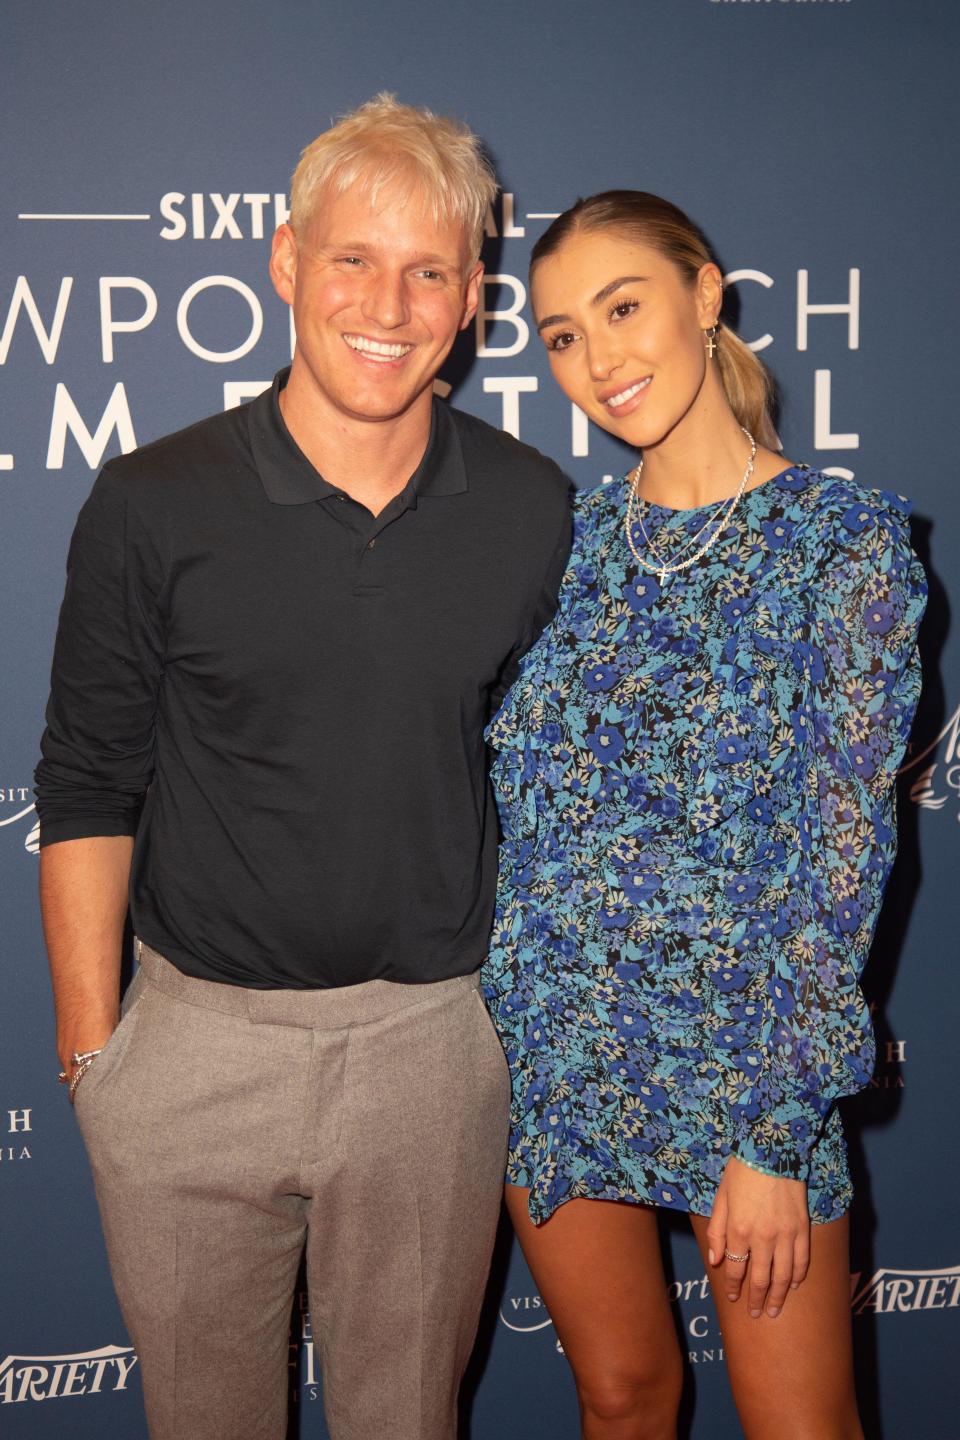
[35, 95, 570, 1440]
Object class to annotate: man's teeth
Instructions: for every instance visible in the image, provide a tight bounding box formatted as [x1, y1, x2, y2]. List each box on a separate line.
[345, 335, 412, 359]
[607, 378, 650, 408]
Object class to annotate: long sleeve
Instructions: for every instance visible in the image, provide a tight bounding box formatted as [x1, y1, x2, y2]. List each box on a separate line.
[35, 463, 166, 845]
[734, 491, 927, 1180]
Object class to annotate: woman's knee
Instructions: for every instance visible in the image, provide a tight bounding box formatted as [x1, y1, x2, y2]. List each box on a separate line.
[576, 1353, 683, 1427]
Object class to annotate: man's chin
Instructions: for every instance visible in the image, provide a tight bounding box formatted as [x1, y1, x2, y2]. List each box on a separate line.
[338, 381, 436, 425]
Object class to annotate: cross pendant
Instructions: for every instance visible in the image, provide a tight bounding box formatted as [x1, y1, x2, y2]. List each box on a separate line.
[705, 331, 717, 359]
[659, 566, 667, 584]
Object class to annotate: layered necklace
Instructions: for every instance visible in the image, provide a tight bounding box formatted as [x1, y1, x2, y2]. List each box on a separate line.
[624, 428, 757, 585]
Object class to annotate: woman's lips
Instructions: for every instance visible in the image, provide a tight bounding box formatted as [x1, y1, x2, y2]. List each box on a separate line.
[601, 376, 652, 415]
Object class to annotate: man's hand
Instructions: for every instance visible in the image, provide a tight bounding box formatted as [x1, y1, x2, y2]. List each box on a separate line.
[57, 1015, 119, 1085]
[706, 1155, 811, 1319]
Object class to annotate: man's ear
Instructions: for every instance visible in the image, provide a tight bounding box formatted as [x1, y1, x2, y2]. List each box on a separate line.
[459, 260, 484, 332]
[270, 223, 299, 307]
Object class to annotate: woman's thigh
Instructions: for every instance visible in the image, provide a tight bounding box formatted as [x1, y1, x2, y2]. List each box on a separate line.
[504, 1187, 683, 1409]
[688, 1212, 861, 1440]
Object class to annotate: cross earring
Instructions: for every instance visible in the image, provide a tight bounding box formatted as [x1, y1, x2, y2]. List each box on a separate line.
[704, 324, 719, 359]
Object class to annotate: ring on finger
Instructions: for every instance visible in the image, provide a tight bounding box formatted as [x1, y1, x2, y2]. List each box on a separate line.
[723, 1248, 750, 1264]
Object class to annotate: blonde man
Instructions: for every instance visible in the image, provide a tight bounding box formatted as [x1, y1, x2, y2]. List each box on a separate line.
[36, 95, 570, 1440]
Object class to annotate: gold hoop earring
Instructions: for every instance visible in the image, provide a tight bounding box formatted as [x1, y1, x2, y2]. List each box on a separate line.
[703, 324, 719, 360]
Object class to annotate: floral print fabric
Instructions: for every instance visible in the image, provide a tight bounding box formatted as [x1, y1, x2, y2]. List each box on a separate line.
[483, 467, 926, 1225]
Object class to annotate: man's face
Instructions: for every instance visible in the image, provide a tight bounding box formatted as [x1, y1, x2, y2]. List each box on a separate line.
[271, 179, 482, 427]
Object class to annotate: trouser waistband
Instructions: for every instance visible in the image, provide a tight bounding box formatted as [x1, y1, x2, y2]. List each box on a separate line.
[135, 940, 480, 1030]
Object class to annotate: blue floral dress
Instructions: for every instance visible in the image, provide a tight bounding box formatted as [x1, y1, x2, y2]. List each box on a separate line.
[483, 466, 926, 1225]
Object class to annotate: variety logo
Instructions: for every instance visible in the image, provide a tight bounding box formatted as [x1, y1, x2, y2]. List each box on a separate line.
[900, 702, 960, 820]
[0, 785, 38, 855]
[851, 1265, 960, 1315]
[0, 1344, 137, 1403]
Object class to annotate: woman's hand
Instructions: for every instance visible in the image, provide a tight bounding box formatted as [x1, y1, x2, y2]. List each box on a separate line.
[706, 1156, 811, 1319]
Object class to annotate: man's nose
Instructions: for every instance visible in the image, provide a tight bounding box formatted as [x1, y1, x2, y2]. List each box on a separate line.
[361, 272, 410, 330]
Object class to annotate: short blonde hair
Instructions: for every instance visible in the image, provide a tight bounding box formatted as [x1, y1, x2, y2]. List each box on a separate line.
[290, 93, 498, 261]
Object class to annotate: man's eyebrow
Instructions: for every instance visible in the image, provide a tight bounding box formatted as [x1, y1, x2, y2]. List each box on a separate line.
[319, 242, 462, 272]
[536, 275, 649, 333]
[410, 253, 463, 272]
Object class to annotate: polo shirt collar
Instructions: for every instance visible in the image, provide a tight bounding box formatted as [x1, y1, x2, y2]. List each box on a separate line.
[248, 367, 467, 506]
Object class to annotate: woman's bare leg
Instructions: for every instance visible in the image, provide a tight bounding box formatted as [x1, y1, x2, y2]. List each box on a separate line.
[689, 1212, 862, 1439]
[504, 1186, 683, 1439]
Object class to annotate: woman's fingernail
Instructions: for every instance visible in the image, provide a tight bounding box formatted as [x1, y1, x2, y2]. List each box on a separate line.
[767, 1306, 780, 1319]
[708, 1249, 716, 1265]
[750, 1308, 761, 1318]
[727, 1292, 738, 1303]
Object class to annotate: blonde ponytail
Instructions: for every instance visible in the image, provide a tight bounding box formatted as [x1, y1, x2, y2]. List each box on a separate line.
[715, 324, 779, 449]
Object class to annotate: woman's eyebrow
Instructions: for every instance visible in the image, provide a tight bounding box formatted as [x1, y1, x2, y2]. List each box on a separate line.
[536, 275, 650, 333]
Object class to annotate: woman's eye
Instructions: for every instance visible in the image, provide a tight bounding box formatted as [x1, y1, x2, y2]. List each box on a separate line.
[547, 331, 577, 352]
[610, 299, 639, 321]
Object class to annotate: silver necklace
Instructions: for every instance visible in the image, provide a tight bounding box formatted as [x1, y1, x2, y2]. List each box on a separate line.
[624, 428, 757, 584]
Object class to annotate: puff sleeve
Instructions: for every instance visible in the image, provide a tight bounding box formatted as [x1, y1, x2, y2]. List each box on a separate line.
[734, 490, 927, 1180]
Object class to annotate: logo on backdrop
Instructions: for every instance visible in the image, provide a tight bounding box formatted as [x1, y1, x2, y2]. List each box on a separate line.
[501, 1264, 958, 1357]
[0, 785, 38, 855]
[0, 1344, 137, 1403]
[851, 1266, 960, 1315]
[867, 1008, 906, 1092]
[1, 1108, 33, 1165]
[499, 1294, 553, 1332]
[900, 701, 960, 821]
[501, 1275, 727, 1363]
[288, 1291, 322, 1404]
[4, 194, 863, 474]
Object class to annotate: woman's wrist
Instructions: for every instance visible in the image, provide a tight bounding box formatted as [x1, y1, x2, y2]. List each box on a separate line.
[731, 1151, 796, 1182]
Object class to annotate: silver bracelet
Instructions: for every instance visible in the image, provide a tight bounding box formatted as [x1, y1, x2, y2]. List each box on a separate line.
[57, 1049, 103, 1105]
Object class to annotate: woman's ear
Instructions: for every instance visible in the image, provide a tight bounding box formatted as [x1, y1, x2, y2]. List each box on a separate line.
[694, 261, 724, 329]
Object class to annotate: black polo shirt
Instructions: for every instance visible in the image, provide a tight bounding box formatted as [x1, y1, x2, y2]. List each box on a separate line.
[36, 369, 570, 988]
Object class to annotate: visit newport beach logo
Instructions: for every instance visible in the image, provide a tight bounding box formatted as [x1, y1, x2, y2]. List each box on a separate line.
[0, 784, 38, 854]
[900, 701, 960, 820]
[499, 1294, 554, 1332]
[0, 1344, 138, 1403]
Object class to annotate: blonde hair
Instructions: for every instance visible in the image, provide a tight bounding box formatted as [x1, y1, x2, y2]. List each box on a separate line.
[289, 93, 498, 262]
[530, 191, 778, 448]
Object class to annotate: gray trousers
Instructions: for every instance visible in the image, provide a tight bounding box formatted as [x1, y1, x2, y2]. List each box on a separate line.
[74, 942, 510, 1440]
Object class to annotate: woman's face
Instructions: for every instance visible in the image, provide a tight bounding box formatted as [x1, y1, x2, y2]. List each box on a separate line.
[530, 229, 721, 450]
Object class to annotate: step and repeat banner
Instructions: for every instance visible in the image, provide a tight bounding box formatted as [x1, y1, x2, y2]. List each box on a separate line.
[2, 1, 958, 1436]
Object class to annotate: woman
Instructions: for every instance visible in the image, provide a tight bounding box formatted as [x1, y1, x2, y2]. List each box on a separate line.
[483, 192, 926, 1439]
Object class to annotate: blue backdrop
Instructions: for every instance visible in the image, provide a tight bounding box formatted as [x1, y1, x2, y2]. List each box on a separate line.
[2, 2, 958, 1435]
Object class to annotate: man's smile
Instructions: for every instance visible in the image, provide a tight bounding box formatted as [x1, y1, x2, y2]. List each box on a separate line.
[343, 333, 415, 362]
